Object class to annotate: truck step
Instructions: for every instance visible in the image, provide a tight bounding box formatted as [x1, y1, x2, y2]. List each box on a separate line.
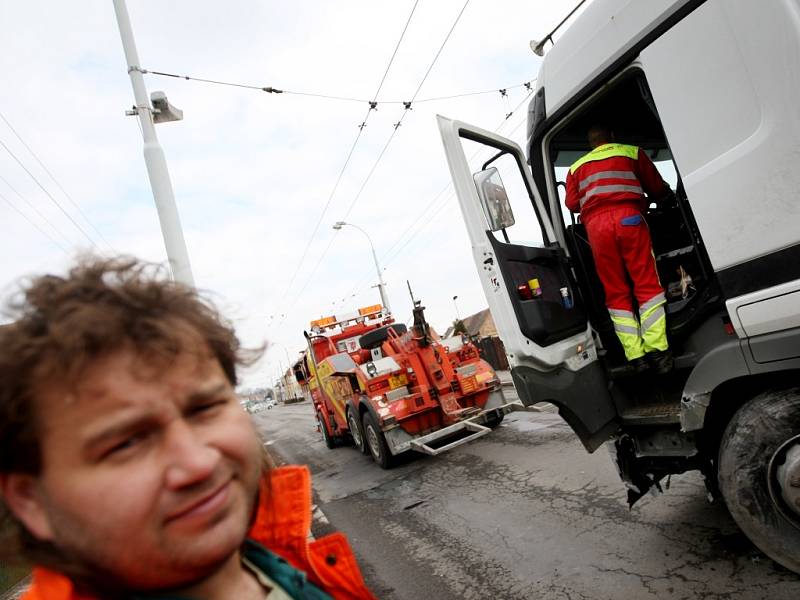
[621, 402, 681, 425]
[409, 420, 491, 456]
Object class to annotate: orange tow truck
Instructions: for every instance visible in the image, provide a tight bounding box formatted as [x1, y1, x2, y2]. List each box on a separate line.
[301, 292, 513, 468]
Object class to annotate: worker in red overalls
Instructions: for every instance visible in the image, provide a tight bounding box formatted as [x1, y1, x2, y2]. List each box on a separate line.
[565, 125, 673, 374]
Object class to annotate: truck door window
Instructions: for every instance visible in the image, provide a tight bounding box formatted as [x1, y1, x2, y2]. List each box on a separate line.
[463, 139, 546, 247]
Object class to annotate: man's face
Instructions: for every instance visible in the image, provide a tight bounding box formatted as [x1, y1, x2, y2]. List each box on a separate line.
[27, 347, 263, 590]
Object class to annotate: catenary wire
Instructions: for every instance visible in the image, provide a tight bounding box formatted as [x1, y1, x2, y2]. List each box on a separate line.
[284, 0, 473, 311]
[340, 0, 472, 221]
[142, 67, 533, 107]
[0, 110, 115, 252]
[0, 137, 97, 248]
[371, 0, 421, 103]
[0, 173, 75, 248]
[271, 0, 422, 317]
[0, 189, 69, 253]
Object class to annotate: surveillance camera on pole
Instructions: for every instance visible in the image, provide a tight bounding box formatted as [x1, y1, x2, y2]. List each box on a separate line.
[150, 91, 183, 124]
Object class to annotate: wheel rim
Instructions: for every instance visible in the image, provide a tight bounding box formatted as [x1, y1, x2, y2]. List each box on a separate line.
[768, 433, 800, 529]
[318, 415, 328, 440]
[349, 413, 363, 448]
[366, 424, 381, 459]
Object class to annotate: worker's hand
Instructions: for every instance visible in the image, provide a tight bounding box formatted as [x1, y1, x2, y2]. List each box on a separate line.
[648, 188, 677, 214]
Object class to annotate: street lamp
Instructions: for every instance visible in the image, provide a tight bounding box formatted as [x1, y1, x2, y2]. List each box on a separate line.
[333, 221, 391, 314]
[453, 295, 461, 321]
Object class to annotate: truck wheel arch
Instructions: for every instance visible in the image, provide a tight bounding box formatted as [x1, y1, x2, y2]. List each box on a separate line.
[358, 395, 381, 423]
[693, 369, 800, 494]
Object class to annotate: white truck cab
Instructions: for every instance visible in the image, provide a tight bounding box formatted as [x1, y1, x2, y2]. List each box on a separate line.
[438, 0, 800, 573]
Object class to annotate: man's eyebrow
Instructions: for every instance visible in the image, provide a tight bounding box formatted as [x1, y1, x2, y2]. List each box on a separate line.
[186, 382, 230, 403]
[83, 413, 160, 453]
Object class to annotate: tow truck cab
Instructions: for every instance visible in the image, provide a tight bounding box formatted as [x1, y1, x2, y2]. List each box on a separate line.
[438, 0, 800, 574]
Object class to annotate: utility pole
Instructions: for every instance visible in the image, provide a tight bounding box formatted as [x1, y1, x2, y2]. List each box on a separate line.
[113, 0, 194, 286]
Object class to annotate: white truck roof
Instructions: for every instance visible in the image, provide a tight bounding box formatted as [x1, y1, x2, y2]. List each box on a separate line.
[538, 0, 693, 116]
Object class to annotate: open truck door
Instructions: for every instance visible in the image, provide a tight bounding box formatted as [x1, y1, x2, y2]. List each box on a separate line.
[437, 116, 619, 451]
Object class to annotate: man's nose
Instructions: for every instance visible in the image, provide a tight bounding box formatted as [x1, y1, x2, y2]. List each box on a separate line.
[163, 421, 220, 489]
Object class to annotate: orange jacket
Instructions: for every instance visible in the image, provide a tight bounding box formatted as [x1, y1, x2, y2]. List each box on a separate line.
[22, 465, 376, 600]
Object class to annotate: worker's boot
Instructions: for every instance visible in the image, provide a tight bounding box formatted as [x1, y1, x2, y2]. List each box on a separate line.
[647, 349, 673, 375]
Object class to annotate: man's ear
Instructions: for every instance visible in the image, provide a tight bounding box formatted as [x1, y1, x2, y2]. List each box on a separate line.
[0, 473, 54, 541]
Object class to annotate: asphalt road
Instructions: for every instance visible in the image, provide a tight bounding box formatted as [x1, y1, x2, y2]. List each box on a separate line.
[252, 396, 800, 600]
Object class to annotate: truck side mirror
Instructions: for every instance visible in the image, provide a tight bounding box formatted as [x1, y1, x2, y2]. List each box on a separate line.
[473, 167, 515, 232]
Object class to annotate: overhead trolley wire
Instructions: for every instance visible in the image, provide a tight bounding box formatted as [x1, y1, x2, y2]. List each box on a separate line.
[141, 67, 533, 108]
[371, 0, 421, 103]
[0, 137, 98, 249]
[284, 0, 473, 313]
[0, 110, 115, 252]
[269, 0, 422, 322]
[0, 188, 69, 254]
[0, 173, 74, 248]
[340, 0, 472, 222]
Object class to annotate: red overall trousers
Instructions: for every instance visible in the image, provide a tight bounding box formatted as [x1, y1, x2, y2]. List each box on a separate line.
[565, 143, 669, 361]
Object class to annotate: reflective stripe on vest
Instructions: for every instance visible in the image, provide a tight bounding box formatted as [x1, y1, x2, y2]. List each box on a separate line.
[578, 170, 638, 190]
[569, 143, 640, 174]
[581, 184, 644, 207]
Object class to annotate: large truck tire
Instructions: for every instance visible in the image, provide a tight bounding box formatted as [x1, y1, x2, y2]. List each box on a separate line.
[347, 407, 369, 455]
[358, 324, 408, 350]
[362, 411, 397, 469]
[318, 411, 336, 450]
[718, 387, 800, 574]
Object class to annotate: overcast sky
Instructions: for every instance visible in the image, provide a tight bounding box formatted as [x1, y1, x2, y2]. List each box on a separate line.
[0, 0, 587, 388]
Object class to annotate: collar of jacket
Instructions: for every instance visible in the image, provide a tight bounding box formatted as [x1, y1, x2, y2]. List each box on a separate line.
[21, 466, 375, 600]
[569, 142, 639, 173]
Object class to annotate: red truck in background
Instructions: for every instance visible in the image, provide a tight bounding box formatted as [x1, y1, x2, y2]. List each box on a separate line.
[302, 295, 512, 468]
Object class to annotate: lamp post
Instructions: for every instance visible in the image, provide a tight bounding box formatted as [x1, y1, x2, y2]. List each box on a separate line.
[333, 221, 391, 314]
[453, 295, 461, 321]
[113, 0, 194, 286]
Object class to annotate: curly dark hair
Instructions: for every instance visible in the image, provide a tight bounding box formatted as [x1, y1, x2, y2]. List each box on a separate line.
[0, 256, 265, 581]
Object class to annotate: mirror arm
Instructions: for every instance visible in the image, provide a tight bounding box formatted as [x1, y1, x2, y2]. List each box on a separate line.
[482, 149, 507, 171]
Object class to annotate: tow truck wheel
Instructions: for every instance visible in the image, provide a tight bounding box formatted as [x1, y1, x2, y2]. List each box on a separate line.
[718, 387, 800, 574]
[348, 408, 368, 454]
[362, 411, 396, 469]
[318, 412, 336, 450]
